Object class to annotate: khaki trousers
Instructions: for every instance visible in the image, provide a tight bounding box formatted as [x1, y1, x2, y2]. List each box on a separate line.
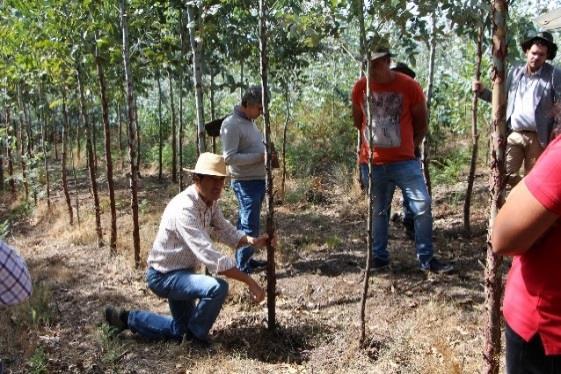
[506, 130, 544, 186]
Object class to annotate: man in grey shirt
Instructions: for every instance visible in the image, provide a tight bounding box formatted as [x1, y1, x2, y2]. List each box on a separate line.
[473, 31, 561, 186]
[220, 86, 267, 273]
[104, 153, 270, 347]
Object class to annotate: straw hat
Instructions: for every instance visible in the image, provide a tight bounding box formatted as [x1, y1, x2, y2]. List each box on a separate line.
[183, 152, 228, 177]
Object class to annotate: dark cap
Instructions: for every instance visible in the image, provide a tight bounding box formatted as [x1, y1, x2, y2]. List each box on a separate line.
[390, 62, 416, 79]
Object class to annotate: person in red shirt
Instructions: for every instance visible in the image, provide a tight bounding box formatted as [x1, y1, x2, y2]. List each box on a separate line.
[351, 48, 452, 273]
[492, 133, 561, 372]
[356, 62, 419, 241]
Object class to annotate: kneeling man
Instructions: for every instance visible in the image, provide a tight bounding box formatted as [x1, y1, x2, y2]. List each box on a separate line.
[105, 153, 270, 346]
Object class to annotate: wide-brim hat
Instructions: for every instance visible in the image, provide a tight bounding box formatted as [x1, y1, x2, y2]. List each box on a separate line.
[521, 31, 557, 60]
[183, 152, 228, 177]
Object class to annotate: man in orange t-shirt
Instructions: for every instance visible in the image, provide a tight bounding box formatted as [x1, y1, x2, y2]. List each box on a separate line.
[351, 48, 452, 273]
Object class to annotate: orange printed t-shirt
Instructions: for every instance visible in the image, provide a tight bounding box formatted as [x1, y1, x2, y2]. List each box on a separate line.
[351, 72, 425, 164]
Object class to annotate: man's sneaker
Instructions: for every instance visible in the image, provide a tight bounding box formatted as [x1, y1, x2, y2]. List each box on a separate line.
[248, 259, 268, 273]
[371, 257, 390, 270]
[104, 306, 129, 332]
[420, 258, 454, 273]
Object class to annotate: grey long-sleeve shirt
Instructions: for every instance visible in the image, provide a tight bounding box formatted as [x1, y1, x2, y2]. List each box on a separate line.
[220, 106, 266, 180]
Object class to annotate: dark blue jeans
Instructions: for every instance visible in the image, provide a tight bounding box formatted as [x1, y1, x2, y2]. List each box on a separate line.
[231, 179, 266, 272]
[360, 162, 414, 225]
[370, 160, 433, 265]
[506, 322, 561, 373]
[127, 267, 229, 341]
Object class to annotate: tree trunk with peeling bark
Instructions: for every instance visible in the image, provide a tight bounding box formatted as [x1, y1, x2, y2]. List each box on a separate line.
[259, 0, 276, 331]
[120, 0, 141, 268]
[77, 64, 104, 248]
[360, 58, 374, 345]
[169, 71, 177, 183]
[483, 2, 508, 373]
[423, 15, 437, 196]
[464, 25, 484, 235]
[61, 89, 74, 225]
[6, 108, 16, 195]
[157, 71, 163, 180]
[186, 5, 206, 155]
[39, 87, 51, 209]
[96, 43, 118, 253]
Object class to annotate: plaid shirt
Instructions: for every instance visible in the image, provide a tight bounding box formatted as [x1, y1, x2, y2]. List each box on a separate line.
[148, 185, 245, 275]
[0, 240, 32, 306]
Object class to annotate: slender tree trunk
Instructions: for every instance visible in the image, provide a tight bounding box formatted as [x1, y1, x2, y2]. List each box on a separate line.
[70, 105, 81, 226]
[17, 86, 29, 201]
[178, 75, 184, 191]
[61, 89, 74, 225]
[23, 97, 32, 159]
[354, 0, 367, 185]
[40, 88, 51, 209]
[117, 101, 124, 167]
[169, 71, 177, 183]
[6, 108, 16, 195]
[120, 0, 141, 268]
[360, 58, 374, 345]
[240, 60, 244, 101]
[91, 110, 98, 171]
[423, 15, 437, 196]
[157, 71, 163, 180]
[96, 43, 118, 254]
[135, 96, 141, 177]
[77, 64, 104, 248]
[281, 84, 290, 200]
[464, 25, 484, 235]
[179, 10, 188, 189]
[186, 5, 206, 155]
[210, 72, 216, 153]
[483, 2, 508, 373]
[259, 0, 276, 331]
[76, 105, 81, 162]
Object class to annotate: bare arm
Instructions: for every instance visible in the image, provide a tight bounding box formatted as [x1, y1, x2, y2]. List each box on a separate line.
[218, 267, 265, 302]
[491, 181, 558, 256]
[411, 101, 428, 148]
[352, 101, 363, 130]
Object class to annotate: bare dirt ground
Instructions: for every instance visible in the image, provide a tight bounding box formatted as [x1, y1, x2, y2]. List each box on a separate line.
[0, 169, 500, 373]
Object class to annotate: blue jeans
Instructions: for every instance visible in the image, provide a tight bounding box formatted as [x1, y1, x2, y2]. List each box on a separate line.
[370, 160, 433, 264]
[127, 267, 229, 341]
[231, 179, 265, 272]
[360, 163, 415, 227]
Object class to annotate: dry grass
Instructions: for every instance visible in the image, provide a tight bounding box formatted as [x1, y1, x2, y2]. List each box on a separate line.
[1, 169, 494, 373]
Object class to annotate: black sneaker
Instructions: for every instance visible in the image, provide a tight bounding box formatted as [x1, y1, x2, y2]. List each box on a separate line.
[371, 257, 390, 270]
[420, 258, 454, 273]
[104, 306, 128, 332]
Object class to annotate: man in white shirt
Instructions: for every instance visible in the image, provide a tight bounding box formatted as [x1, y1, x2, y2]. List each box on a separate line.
[105, 153, 270, 347]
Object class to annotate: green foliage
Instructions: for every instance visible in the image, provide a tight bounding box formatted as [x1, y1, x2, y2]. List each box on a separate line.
[284, 96, 354, 177]
[28, 346, 48, 374]
[431, 146, 471, 186]
[97, 323, 127, 366]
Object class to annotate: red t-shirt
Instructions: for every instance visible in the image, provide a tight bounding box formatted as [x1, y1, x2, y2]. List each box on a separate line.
[351, 72, 425, 164]
[503, 134, 561, 355]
